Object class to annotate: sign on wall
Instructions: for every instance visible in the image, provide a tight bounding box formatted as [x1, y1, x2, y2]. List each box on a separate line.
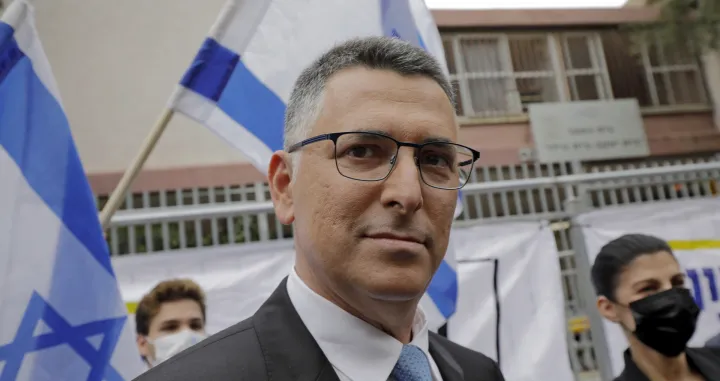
[529, 99, 650, 163]
[579, 198, 720, 377]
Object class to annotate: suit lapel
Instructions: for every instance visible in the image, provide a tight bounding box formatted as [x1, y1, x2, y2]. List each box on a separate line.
[687, 348, 720, 378]
[252, 277, 340, 381]
[428, 334, 464, 381]
[619, 348, 720, 381]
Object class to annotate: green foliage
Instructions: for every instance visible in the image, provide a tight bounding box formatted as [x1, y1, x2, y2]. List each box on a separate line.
[629, 0, 720, 55]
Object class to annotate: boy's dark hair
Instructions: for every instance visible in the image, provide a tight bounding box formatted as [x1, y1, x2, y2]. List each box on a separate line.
[135, 278, 206, 336]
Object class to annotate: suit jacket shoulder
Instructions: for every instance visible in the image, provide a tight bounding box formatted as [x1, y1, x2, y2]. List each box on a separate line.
[132, 316, 268, 381]
[687, 346, 720, 378]
[429, 332, 505, 381]
[705, 332, 720, 348]
[133, 279, 505, 381]
[693, 346, 720, 356]
[614, 347, 720, 381]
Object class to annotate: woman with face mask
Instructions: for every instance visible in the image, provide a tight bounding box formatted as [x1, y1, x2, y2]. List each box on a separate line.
[591, 233, 720, 381]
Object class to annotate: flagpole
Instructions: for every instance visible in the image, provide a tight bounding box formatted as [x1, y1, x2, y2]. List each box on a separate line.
[99, 108, 175, 229]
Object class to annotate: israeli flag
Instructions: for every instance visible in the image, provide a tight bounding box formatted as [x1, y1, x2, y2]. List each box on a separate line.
[171, 0, 460, 329]
[0, 1, 144, 380]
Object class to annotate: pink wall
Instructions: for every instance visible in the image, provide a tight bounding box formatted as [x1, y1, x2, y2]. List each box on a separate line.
[458, 112, 720, 166]
[430, 8, 659, 28]
[89, 112, 720, 195]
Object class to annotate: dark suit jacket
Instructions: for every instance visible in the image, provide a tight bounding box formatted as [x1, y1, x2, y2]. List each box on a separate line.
[615, 347, 720, 381]
[134, 278, 504, 381]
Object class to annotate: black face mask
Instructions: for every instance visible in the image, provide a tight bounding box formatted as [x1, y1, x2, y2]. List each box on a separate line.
[628, 287, 700, 357]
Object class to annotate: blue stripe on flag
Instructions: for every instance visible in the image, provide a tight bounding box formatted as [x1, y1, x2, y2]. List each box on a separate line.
[179, 37, 286, 152]
[217, 59, 286, 152]
[179, 38, 239, 102]
[0, 22, 12, 48]
[380, 0, 422, 48]
[0, 24, 22, 83]
[0, 35, 114, 276]
[426, 260, 458, 319]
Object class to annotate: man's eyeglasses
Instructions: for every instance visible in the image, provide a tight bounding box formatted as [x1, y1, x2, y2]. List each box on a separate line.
[286, 131, 481, 190]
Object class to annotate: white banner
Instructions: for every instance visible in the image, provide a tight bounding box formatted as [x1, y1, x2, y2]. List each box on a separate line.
[449, 222, 574, 381]
[113, 222, 574, 381]
[579, 198, 720, 377]
[112, 240, 296, 335]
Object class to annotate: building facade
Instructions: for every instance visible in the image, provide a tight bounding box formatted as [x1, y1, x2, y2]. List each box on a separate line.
[436, 7, 720, 166]
[89, 6, 720, 233]
[29, 3, 718, 198]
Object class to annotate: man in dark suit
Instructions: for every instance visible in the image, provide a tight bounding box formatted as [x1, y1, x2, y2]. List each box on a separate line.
[135, 36, 503, 381]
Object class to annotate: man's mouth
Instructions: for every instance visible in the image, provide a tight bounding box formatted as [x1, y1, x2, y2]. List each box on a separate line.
[363, 231, 427, 248]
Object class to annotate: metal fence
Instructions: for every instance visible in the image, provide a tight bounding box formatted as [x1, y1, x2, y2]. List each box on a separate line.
[102, 153, 720, 380]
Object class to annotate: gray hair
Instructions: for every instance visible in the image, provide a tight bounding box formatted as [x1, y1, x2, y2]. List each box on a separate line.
[283, 36, 456, 153]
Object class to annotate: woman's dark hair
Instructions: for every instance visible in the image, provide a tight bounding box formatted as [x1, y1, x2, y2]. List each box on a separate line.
[590, 233, 674, 301]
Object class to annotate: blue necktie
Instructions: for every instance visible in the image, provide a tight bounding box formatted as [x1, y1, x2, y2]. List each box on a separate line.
[391, 345, 433, 381]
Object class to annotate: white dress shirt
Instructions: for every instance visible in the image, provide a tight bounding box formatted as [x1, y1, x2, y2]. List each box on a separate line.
[286, 268, 444, 381]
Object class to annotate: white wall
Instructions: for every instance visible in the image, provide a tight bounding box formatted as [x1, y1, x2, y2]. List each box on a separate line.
[32, 0, 250, 174]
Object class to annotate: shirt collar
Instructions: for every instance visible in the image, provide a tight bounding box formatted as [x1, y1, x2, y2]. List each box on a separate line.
[286, 268, 431, 381]
[621, 348, 711, 381]
[621, 348, 650, 381]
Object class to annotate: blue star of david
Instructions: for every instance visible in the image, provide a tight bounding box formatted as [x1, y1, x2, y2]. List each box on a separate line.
[0, 292, 127, 381]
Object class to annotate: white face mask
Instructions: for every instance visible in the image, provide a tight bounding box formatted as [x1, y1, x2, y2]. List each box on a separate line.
[148, 329, 207, 366]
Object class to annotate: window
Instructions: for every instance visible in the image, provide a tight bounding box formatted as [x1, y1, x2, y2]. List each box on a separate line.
[444, 29, 709, 120]
[642, 36, 707, 106]
[562, 34, 612, 101]
[445, 34, 560, 118]
[600, 31, 708, 108]
[600, 31, 654, 107]
[511, 37, 561, 112]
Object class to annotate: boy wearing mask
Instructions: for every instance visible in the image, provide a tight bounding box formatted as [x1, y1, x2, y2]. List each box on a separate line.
[135, 279, 208, 368]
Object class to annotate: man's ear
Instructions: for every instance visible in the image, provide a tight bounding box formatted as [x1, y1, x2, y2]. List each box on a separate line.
[597, 295, 620, 323]
[268, 151, 295, 224]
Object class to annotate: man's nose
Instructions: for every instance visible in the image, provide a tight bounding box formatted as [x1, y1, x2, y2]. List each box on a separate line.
[380, 150, 423, 214]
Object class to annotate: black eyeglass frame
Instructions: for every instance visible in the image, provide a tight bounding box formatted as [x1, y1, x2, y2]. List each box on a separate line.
[286, 131, 481, 190]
